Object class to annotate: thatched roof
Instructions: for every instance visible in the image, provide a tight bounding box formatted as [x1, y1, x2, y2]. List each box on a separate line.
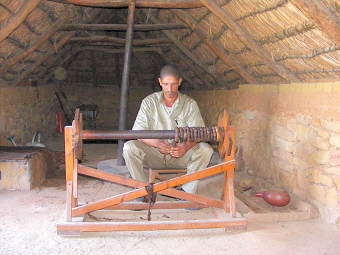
[1, 0, 340, 90]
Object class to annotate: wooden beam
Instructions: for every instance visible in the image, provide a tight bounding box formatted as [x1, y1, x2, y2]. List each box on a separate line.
[38, 47, 79, 85]
[290, 0, 340, 45]
[171, 9, 258, 84]
[36, 8, 105, 85]
[10, 32, 75, 86]
[200, 0, 301, 83]
[47, 0, 204, 8]
[69, 36, 170, 46]
[141, 10, 223, 89]
[0, 0, 41, 43]
[0, 20, 62, 76]
[61, 23, 188, 31]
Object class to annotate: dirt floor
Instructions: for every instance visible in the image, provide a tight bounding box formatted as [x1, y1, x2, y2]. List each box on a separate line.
[1, 137, 340, 255]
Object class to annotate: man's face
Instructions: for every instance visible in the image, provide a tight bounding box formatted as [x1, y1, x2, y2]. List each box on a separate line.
[158, 76, 182, 99]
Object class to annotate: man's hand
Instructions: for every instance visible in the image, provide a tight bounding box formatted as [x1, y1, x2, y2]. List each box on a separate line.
[169, 142, 197, 158]
[157, 140, 172, 155]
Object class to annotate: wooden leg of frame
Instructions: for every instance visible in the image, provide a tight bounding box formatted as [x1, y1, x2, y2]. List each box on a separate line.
[66, 180, 73, 222]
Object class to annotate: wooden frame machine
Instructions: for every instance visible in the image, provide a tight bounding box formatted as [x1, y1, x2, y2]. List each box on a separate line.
[57, 109, 247, 236]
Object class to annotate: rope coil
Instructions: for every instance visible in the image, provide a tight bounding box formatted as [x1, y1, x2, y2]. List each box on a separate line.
[174, 126, 224, 143]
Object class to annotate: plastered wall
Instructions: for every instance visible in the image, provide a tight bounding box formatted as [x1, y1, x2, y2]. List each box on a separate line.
[0, 84, 59, 146]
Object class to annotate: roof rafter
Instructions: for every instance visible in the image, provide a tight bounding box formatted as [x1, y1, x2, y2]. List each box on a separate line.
[69, 36, 170, 46]
[290, 0, 340, 45]
[60, 23, 188, 31]
[171, 9, 259, 84]
[47, 0, 204, 8]
[0, 20, 63, 76]
[200, 0, 301, 83]
[0, 0, 41, 43]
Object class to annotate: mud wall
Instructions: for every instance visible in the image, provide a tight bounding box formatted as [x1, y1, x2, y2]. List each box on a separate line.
[60, 85, 154, 130]
[189, 82, 340, 225]
[0, 84, 59, 146]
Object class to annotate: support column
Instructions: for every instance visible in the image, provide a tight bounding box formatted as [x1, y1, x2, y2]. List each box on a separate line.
[117, 2, 135, 166]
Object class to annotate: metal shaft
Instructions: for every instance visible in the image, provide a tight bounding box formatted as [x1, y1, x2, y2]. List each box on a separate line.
[81, 130, 175, 140]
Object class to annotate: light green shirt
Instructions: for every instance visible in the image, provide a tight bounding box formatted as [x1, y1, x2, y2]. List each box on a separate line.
[132, 91, 205, 131]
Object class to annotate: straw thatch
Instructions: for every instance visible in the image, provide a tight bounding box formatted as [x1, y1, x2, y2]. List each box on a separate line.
[0, 0, 340, 90]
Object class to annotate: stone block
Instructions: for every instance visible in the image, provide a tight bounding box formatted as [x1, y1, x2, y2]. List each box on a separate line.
[322, 120, 340, 132]
[296, 168, 308, 190]
[293, 156, 310, 170]
[330, 150, 340, 166]
[292, 187, 308, 200]
[333, 176, 340, 192]
[0, 147, 56, 190]
[324, 167, 340, 176]
[296, 125, 310, 143]
[308, 183, 327, 204]
[278, 170, 298, 188]
[293, 142, 317, 161]
[308, 130, 330, 150]
[274, 136, 294, 153]
[330, 133, 340, 149]
[312, 151, 330, 165]
[272, 123, 296, 142]
[318, 173, 334, 188]
[326, 187, 339, 208]
[317, 130, 330, 140]
[297, 114, 312, 125]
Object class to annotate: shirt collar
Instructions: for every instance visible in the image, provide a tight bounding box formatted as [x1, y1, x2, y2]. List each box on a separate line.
[159, 91, 182, 106]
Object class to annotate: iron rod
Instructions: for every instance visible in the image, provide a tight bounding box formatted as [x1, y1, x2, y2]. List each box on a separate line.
[81, 130, 175, 140]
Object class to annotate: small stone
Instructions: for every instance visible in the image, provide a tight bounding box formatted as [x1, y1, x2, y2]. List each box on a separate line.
[247, 168, 255, 176]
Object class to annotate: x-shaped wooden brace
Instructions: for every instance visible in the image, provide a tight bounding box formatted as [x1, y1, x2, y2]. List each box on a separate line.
[69, 159, 236, 218]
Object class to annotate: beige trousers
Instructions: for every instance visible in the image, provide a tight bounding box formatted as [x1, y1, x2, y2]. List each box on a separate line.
[123, 140, 214, 194]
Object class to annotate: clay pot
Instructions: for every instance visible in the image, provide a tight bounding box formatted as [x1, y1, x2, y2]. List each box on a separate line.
[254, 190, 290, 207]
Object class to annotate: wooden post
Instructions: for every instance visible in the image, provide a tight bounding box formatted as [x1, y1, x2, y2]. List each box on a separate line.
[64, 125, 76, 219]
[117, 2, 136, 166]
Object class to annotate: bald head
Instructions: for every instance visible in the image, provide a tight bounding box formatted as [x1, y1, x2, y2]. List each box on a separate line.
[159, 65, 180, 79]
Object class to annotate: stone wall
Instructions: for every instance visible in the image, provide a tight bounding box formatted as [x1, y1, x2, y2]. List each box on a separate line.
[0, 84, 59, 146]
[189, 82, 340, 225]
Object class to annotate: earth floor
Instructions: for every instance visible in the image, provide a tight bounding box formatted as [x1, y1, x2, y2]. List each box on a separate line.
[1, 136, 340, 255]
